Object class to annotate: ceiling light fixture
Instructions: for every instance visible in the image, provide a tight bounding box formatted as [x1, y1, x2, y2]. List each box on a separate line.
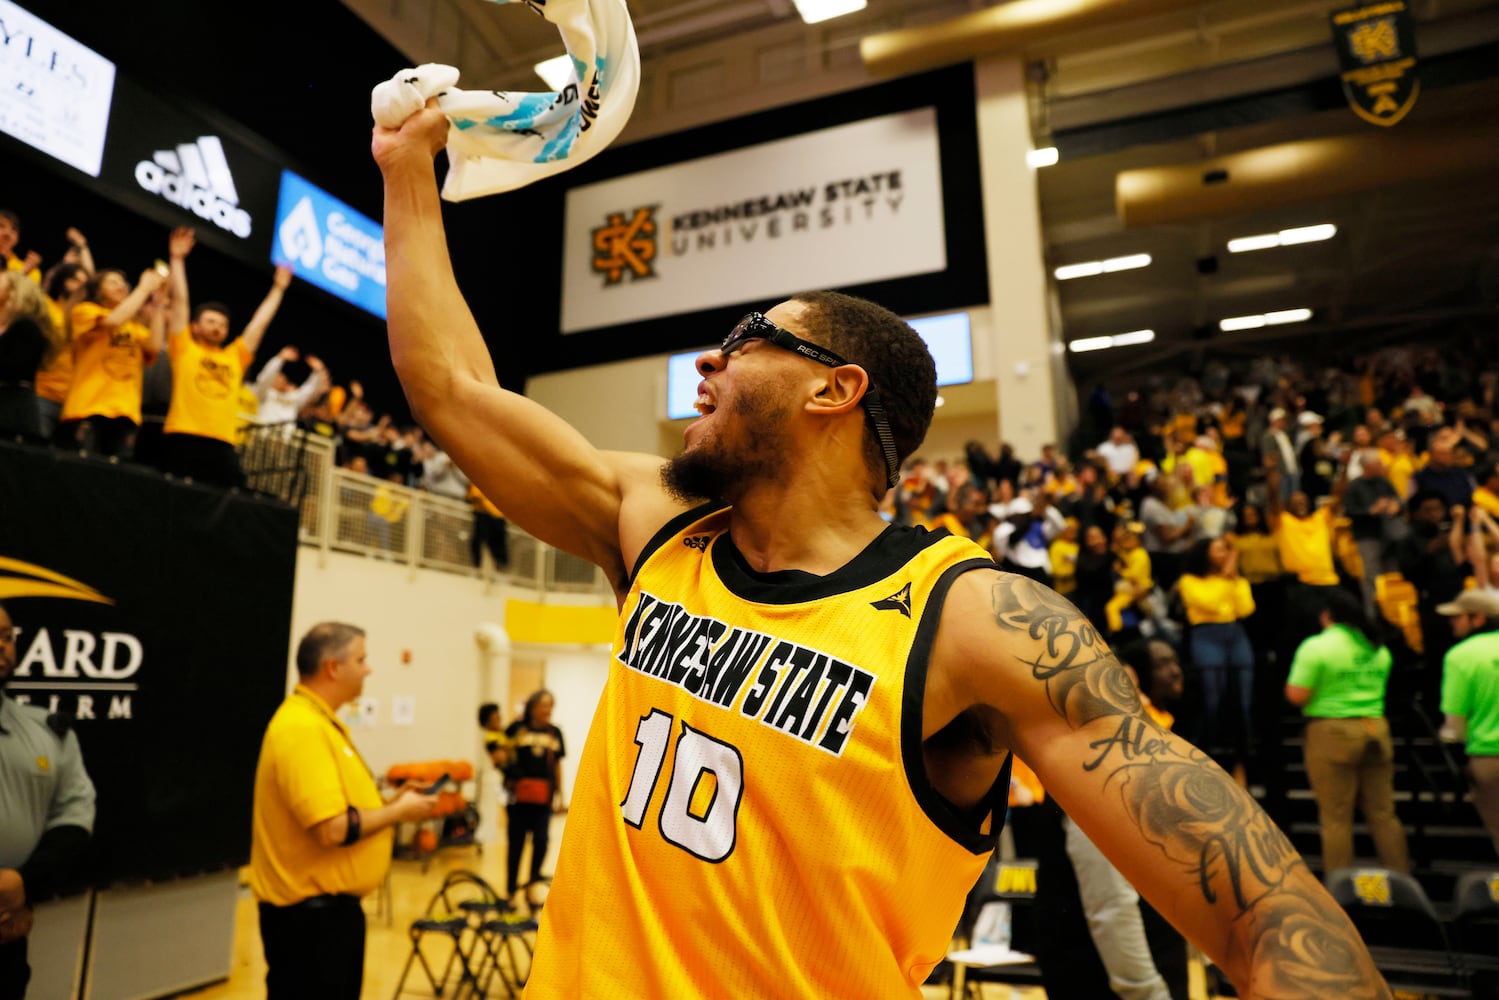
[1027, 146, 1059, 169]
[1054, 253, 1152, 281]
[1226, 223, 1337, 254]
[1067, 330, 1155, 353]
[534, 55, 574, 91]
[1219, 308, 1314, 332]
[792, 0, 867, 24]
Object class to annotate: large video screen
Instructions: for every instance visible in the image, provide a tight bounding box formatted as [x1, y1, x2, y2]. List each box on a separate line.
[272, 170, 387, 319]
[665, 310, 974, 419]
[908, 311, 974, 387]
[0, 0, 116, 176]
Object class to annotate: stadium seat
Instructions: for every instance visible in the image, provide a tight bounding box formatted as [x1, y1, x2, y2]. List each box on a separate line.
[1451, 870, 1499, 1000]
[945, 856, 1043, 998]
[1326, 866, 1467, 996]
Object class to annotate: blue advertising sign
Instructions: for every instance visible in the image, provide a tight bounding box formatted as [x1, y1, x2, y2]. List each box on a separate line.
[272, 169, 386, 319]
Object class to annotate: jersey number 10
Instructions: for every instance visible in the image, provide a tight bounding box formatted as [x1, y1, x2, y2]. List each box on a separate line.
[621, 709, 745, 863]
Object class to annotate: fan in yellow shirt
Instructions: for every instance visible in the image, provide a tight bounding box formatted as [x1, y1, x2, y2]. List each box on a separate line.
[1178, 537, 1257, 775]
[160, 227, 294, 489]
[1106, 522, 1154, 634]
[1050, 518, 1080, 595]
[59, 253, 174, 458]
[36, 260, 92, 439]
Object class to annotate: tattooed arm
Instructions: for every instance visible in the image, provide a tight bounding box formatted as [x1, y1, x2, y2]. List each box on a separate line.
[927, 571, 1388, 999]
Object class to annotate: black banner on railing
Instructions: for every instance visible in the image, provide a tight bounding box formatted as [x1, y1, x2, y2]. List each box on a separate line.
[0, 442, 296, 886]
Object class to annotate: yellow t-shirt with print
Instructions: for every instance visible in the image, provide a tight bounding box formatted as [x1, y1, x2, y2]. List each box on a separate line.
[61, 301, 155, 423]
[164, 327, 254, 443]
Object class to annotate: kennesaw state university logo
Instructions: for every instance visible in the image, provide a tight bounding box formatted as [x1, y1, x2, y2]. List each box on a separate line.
[135, 135, 253, 238]
[591, 206, 657, 284]
[870, 582, 912, 618]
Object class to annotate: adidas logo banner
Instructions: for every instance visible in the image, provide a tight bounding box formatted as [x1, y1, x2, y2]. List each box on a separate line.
[135, 135, 253, 237]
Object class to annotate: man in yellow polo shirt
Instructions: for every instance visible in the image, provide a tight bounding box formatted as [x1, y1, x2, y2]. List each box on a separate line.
[161, 227, 294, 487]
[249, 623, 436, 999]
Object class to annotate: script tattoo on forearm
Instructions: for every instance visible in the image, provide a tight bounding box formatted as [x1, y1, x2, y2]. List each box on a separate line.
[987, 574, 1140, 723]
[988, 574, 1389, 998]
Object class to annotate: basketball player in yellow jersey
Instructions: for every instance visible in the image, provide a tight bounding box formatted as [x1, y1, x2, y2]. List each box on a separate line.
[374, 103, 1389, 998]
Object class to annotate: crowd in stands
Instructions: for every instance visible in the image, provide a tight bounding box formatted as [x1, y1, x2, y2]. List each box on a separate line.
[884, 344, 1499, 859]
[0, 210, 505, 567]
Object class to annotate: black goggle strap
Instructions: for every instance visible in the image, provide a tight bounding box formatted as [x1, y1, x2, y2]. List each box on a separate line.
[862, 388, 900, 489]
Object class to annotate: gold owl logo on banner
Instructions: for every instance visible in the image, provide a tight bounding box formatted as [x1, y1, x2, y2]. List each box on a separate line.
[1330, 1, 1420, 127]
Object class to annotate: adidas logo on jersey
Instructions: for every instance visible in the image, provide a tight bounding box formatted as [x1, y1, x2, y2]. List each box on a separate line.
[134, 136, 252, 238]
[683, 535, 710, 552]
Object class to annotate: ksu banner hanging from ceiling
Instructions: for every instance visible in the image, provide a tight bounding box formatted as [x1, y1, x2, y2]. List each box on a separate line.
[1330, 1, 1420, 127]
[559, 108, 947, 334]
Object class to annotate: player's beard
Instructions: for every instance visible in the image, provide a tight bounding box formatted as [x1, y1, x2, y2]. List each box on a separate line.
[662, 384, 790, 503]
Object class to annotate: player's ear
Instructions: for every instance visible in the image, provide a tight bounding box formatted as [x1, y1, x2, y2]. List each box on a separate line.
[807, 365, 869, 416]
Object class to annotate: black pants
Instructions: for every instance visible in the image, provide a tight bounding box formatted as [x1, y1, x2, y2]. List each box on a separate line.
[506, 802, 551, 896]
[60, 416, 138, 459]
[159, 433, 245, 489]
[471, 512, 509, 569]
[0, 938, 27, 1000]
[258, 895, 365, 1000]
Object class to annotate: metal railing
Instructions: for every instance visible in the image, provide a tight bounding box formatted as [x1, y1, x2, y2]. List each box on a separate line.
[238, 425, 611, 595]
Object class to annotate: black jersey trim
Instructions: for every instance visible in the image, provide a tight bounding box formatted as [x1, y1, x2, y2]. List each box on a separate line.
[627, 500, 728, 589]
[711, 523, 957, 605]
[901, 558, 1007, 855]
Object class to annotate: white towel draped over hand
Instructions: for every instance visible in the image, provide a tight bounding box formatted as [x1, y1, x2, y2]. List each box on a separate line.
[370, 0, 639, 201]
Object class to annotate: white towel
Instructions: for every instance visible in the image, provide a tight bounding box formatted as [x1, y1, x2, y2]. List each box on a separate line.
[371, 0, 639, 201]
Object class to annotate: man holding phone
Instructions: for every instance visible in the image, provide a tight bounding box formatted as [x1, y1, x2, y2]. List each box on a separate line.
[248, 622, 436, 998]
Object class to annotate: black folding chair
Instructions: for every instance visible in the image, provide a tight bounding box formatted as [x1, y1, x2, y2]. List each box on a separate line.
[392, 869, 510, 998]
[1326, 866, 1468, 997]
[471, 905, 541, 999]
[1451, 869, 1499, 1000]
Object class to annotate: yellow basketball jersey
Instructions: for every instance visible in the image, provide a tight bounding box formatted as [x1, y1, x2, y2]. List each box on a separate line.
[527, 505, 1006, 998]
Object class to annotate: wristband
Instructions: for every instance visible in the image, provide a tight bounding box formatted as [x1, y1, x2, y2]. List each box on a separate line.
[341, 805, 361, 846]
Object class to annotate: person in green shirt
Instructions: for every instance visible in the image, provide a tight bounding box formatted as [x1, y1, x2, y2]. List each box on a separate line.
[1285, 587, 1411, 876]
[1436, 589, 1499, 857]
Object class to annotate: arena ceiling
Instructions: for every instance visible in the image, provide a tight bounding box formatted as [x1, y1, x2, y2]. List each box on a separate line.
[342, 0, 1499, 380]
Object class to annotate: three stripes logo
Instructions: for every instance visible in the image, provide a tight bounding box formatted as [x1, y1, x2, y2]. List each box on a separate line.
[134, 136, 253, 238]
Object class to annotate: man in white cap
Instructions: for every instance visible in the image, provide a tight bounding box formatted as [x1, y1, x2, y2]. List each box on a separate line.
[1294, 410, 1324, 451]
[1260, 407, 1299, 502]
[1437, 589, 1499, 855]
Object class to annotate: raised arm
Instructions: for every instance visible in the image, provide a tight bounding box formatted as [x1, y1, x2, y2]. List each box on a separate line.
[254, 346, 293, 398]
[65, 227, 96, 276]
[103, 268, 166, 333]
[1265, 462, 1285, 528]
[166, 227, 195, 334]
[143, 282, 168, 357]
[932, 572, 1387, 998]
[240, 266, 293, 356]
[372, 101, 683, 587]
